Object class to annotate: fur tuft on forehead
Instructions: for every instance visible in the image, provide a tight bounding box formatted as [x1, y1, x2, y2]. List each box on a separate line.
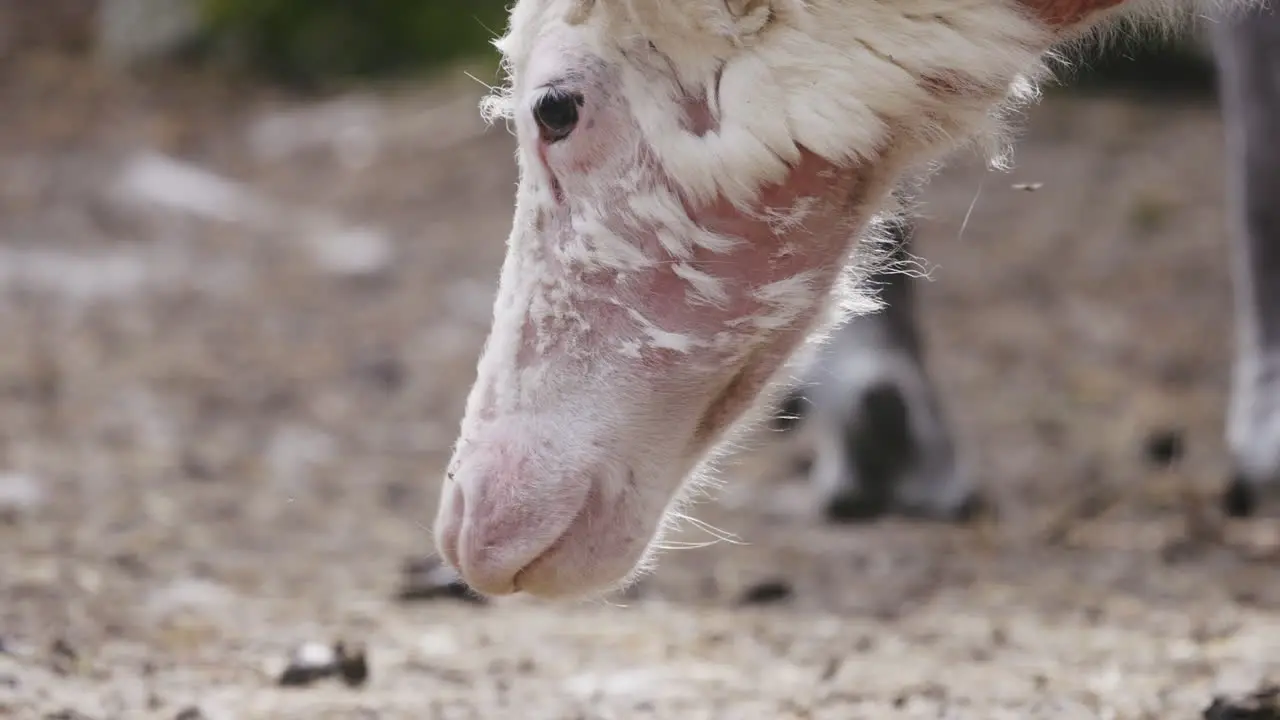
[483, 0, 1058, 210]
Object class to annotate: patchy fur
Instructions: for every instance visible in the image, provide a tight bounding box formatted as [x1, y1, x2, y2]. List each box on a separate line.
[487, 0, 1049, 206]
[436, 0, 1263, 600]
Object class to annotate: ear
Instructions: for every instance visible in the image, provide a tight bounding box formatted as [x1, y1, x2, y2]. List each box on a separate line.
[609, 0, 776, 52]
[567, 0, 597, 25]
[690, 0, 775, 45]
[723, 0, 774, 40]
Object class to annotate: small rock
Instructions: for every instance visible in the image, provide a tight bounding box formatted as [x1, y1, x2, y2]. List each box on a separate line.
[415, 628, 460, 658]
[145, 578, 237, 621]
[110, 552, 149, 578]
[1143, 427, 1185, 468]
[115, 152, 265, 225]
[277, 642, 337, 688]
[179, 451, 215, 482]
[1224, 475, 1257, 519]
[352, 355, 405, 393]
[737, 579, 794, 606]
[49, 638, 77, 676]
[173, 708, 206, 720]
[0, 472, 45, 520]
[246, 98, 382, 170]
[304, 225, 394, 280]
[335, 642, 369, 688]
[396, 556, 485, 604]
[277, 641, 370, 690]
[1203, 684, 1280, 720]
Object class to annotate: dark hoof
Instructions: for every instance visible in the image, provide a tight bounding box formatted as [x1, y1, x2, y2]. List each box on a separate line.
[824, 382, 913, 524]
[770, 388, 809, 432]
[737, 579, 794, 606]
[1223, 474, 1257, 518]
[1142, 427, 1185, 469]
[851, 383, 916, 487]
[825, 491, 892, 523]
[951, 490, 992, 524]
[894, 489, 992, 525]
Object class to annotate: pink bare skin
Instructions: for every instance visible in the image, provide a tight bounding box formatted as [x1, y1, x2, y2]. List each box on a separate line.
[433, 24, 887, 599]
[433, 0, 1244, 600]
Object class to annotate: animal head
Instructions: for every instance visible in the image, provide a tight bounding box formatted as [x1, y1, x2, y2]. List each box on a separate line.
[433, 0, 1225, 599]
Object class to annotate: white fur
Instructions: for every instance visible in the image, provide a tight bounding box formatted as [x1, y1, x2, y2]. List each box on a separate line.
[1229, 350, 1280, 485]
[478, 0, 1048, 361]
[440, 0, 1262, 599]
[488, 0, 1052, 213]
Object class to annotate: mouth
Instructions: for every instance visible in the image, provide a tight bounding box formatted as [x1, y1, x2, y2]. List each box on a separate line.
[507, 480, 597, 596]
[440, 322, 814, 600]
[691, 353, 760, 448]
[689, 344, 790, 461]
[461, 463, 653, 601]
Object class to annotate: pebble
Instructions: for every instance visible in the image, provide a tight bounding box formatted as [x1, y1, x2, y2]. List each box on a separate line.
[737, 580, 794, 606]
[351, 354, 405, 393]
[144, 578, 237, 621]
[276, 640, 370, 689]
[49, 638, 78, 676]
[1202, 684, 1280, 720]
[303, 225, 394, 280]
[335, 642, 369, 688]
[0, 472, 45, 520]
[277, 642, 336, 687]
[1143, 427, 1185, 468]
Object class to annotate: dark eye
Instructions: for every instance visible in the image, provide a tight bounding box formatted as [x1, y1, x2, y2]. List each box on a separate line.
[534, 88, 583, 143]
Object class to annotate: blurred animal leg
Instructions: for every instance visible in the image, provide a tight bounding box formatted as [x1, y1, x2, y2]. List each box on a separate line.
[1212, 6, 1280, 516]
[772, 216, 978, 522]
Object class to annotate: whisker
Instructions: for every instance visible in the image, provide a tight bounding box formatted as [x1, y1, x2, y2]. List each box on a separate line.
[654, 540, 725, 550]
[668, 511, 746, 545]
[463, 71, 502, 94]
[472, 15, 501, 40]
[957, 178, 985, 242]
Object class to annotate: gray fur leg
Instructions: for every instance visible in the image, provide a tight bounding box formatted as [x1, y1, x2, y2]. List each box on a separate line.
[1211, 6, 1280, 517]
[772, 218, 978, 522]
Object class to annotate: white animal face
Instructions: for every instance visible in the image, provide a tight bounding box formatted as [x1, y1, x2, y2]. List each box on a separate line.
[433, 0, 1066, 599]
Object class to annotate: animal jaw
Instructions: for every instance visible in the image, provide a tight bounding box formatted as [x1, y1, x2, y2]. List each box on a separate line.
[434, 0, 1258, 600]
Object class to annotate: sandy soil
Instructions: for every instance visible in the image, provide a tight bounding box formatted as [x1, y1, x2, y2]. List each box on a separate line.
[0, 52, 1277, 720]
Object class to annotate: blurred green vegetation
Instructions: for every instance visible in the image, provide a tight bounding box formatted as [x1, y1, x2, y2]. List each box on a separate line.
[196, 0, 511, 87]
[189, 0, 1216, 96]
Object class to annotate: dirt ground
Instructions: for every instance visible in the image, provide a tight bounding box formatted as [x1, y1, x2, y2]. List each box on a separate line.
[0, 51, 1278, 720]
